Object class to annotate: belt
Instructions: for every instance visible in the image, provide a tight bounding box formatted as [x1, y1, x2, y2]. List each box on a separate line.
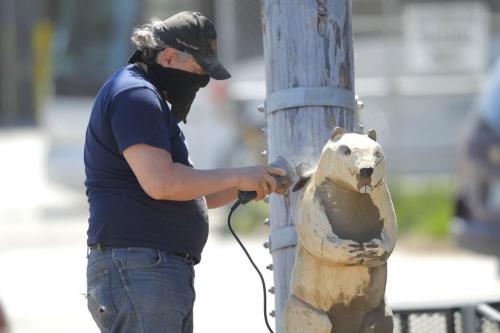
[88, 244, 199, 264]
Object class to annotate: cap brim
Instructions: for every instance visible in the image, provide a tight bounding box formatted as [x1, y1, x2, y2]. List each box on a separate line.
[195, 55, 231, 80]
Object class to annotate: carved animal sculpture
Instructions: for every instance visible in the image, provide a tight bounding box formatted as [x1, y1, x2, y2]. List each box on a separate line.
[283, 127, 397, 333]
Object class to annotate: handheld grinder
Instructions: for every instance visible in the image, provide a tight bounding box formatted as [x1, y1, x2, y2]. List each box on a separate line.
[237, 156, 296, 204]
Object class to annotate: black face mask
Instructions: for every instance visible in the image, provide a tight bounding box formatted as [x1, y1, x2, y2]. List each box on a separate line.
[129, 50, 210, 123]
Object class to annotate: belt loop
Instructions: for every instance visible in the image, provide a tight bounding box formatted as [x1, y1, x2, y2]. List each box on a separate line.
[86, 245, 90, 258]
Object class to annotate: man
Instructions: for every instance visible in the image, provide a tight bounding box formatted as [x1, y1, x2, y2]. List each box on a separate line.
[84, 11, 284, 333]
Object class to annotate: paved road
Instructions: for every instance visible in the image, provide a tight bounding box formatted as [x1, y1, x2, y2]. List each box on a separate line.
[1, 129, 499, 332]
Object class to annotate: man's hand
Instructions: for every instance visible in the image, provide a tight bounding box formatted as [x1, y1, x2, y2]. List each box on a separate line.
[236, 166, 286, 201]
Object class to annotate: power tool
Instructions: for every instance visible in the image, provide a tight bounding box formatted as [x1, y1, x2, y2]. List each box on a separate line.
[237, 156, 296, 204]
[228, 156, 295, 333]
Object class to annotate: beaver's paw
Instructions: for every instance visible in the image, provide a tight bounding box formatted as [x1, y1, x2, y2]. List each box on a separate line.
[322, 236, 364, 265]
[362, 238, 389, 267]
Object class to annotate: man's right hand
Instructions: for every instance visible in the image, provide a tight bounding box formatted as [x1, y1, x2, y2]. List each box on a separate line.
[236, 166, 286, 201]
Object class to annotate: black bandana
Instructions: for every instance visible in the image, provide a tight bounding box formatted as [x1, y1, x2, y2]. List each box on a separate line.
[128, 50, 210, 123]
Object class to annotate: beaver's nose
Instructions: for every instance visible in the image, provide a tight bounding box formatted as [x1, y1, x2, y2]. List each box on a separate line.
[359, 167, 374, 178]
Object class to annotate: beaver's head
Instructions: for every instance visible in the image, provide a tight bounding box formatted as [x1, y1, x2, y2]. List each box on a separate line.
[314, 127, 385, 194]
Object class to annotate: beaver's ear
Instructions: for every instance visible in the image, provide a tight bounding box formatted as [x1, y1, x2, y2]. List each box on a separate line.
[367, 129, 377, 142]
[330, 127, 343, 141]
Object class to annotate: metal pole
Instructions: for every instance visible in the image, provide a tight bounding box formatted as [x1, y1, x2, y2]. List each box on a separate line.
[260, 0, 357, 331]
[461, 306, 479, 333]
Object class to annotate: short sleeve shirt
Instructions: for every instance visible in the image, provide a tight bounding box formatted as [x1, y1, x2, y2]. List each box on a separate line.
[84, 64, 209, 259]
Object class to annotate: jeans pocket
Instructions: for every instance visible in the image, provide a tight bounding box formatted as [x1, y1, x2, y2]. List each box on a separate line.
[87, 270, 116, 331]
[122, 247, 162, 269]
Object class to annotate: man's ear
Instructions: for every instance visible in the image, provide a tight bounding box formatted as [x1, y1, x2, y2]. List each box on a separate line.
[367, 129, 377, 142]
[160, 48, 176, 66]
[330, 127, 343, 141]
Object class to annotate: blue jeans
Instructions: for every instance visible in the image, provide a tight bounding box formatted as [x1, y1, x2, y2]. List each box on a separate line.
[86, 247, 196, 333]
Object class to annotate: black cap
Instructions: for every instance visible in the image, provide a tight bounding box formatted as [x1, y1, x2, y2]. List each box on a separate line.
[155, 11, 230, 80]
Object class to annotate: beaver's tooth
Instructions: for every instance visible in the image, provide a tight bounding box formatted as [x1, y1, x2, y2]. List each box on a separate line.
[360, 185, 372, 194]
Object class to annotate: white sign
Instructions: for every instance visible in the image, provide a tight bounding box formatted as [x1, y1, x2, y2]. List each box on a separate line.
[404, 2, 489, 74]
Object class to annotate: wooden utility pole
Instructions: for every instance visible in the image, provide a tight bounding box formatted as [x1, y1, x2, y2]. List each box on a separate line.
[261, 1, 357, 331]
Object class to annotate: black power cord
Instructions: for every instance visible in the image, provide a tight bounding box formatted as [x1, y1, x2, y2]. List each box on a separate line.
[228, 200, 275, 333]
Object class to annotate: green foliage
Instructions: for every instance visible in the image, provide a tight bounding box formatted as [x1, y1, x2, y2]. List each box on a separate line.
[390, 183, 455, 239]
[226, 201, 269, 235]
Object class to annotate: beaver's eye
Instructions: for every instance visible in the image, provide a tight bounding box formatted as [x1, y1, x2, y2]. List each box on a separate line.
[340, 146, 351, 156]
[375, 151, 381, 158]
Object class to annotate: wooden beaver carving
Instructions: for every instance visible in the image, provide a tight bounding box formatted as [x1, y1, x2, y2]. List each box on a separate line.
[283, 127, 397, 333]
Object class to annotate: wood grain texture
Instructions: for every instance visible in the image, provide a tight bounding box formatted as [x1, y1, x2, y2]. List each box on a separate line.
[284, 131, 397, 333]
[260, 0, 357, 331]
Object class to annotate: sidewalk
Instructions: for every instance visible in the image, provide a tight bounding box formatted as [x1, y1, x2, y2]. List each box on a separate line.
[1, 225, 500, 333]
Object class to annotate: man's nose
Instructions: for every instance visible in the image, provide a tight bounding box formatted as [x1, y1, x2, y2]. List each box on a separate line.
[359, 167, 374, 178]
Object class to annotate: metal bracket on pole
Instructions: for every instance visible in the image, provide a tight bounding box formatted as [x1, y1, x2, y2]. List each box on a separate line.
[270, 225, 298, 253]
[265, 87, 356, 115]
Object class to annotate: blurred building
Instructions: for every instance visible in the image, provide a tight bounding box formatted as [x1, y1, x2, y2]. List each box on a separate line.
[1, 0, 499, 186]
[352, 0, 500, 176]
[0, 0, 56, 125]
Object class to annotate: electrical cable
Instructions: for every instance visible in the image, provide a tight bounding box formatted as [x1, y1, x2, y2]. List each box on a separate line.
[228, 200, 275, 333]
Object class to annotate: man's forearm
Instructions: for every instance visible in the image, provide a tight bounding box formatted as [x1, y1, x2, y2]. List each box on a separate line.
[152, 162, 240, 201]
[205, 188, 238, 208]
[122, 144, 279, 203]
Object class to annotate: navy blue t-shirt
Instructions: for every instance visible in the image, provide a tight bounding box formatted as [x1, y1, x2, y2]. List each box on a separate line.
[84, 64, 209, 260]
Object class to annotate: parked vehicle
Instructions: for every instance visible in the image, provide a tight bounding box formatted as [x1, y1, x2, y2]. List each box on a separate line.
[453, 57, 500, 257]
